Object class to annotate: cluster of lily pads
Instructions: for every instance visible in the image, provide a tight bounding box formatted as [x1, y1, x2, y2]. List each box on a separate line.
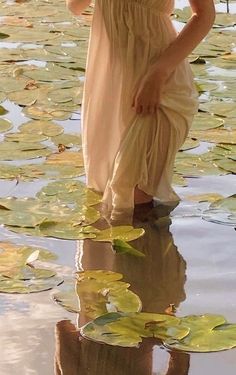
[0, 241, 63, 293]
[52, 269, 236, 353]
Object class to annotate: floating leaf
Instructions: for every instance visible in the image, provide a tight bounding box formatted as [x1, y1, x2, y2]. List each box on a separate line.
[202, 194, 236, 226]
[19, 120, 64, 137]
[165, 314, 236, 352]
[0, 242, 57, 280]
[185, 193, 224, 203]
[93, 226, 145, 243]
[0, 141, 51, 160]
[51, 133, 82, 148]
[54, 270, 142, 318]
[190, 128, 236, 145]
[0, 277, 63, 294]
[0, 105, 8, 116]
[180, 138, 200, 151]
[81, 312, 189, 347]
[4, 132, 48, 143]
[0, 119, 13, 133]
[37, 180, 101, 206]
[45, 151, 84, 166]
[38, 216, 100, 240]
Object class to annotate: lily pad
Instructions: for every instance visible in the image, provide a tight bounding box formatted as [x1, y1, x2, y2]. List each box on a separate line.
[81, 312, 190, 347]
[0, 277, 63, 294]
[51, 133, 82, 148]
[54, 270, 142, 318]
[0, 119, 13, 133]
[19, 120, 64, 137]
[92, 226, 145, 243]
[165, 314, 236, 353]
[37, 180, 101, 206]
[202, 195, 236, 226]
[45, 151, 84, 166]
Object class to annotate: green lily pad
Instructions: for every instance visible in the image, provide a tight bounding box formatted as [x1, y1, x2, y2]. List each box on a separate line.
[180, 138, 200, 151]
[0, 105, 8, 116]
[191, 114, 225, 131]
[37, 180, 101, 206]
[0, 119, 13, 133]
[175, 153, 226, 177]
[202, 194, 236, 226]
[165, 314, 236, 352]
[21, 163, 85, 180]
[216, 158, 236, 174]
[0, 276, 63, 294]
[92, 226, 145, 243]
[54, 270, 142, 318]
[0, 241, 57, 282]
[189, 128, 236, 145]
[19, 120, 64, 137]
[0, 197, 86, 228]
[0, 141, 51, 160]
[81, 312, 190, 347]
[4, 132, 48, 143]
[51, 133, 82, 148]
[38, 220, 99, 240]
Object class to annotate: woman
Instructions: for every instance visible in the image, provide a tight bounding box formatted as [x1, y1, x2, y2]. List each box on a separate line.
[67, 0, 215, 221]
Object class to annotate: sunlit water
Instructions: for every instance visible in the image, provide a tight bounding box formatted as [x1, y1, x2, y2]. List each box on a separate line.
[0, 0, 236, 374]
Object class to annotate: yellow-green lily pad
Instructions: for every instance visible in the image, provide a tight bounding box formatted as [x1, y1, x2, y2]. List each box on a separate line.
[0, 119, 13, 133]
[165, 314, 236, 352]
[81, 312, 190, 347]
[54, 270, 142, 318]
[93, 226, 145, 243]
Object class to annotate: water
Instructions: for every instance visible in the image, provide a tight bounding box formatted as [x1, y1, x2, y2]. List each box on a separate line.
[0, 1, 236, 374]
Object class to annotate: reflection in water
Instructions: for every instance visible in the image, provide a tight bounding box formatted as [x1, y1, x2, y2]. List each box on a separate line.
[55, 203, 190, 375]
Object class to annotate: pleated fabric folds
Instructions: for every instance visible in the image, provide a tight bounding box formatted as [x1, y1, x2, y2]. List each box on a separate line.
[81, 0, 199, 220]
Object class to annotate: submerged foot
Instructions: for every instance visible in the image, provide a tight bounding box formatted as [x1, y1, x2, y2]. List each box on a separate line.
[134, 186, 153, 205]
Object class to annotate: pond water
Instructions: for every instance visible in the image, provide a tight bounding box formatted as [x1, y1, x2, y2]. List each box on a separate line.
[0, 0, 236, 374]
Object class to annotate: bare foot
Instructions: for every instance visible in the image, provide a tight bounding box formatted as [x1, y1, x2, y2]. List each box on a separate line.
[134, 186, 153, 205]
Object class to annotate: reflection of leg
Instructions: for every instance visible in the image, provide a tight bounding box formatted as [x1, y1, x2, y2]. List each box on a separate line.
[166, 351, 190, 375]
[55, 320, 81, 375]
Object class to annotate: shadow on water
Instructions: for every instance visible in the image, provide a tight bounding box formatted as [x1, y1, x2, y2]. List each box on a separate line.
[55, 203, 190, 375]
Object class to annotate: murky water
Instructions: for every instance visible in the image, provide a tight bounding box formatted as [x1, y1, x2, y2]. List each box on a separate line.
[0, 0, 236, 374]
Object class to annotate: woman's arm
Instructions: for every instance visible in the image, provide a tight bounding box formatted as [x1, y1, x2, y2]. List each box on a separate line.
[66, 0, 91, 15]
[132, 0, 216, 116]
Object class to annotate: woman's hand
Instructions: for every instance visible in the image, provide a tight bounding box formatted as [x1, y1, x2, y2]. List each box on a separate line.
[132, 66, 168, 116]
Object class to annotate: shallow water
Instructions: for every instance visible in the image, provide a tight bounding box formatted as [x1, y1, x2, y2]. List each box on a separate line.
[0, 0, 236, 374]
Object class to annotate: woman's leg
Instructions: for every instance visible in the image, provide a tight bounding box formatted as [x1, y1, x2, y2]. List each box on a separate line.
[134, 185, 153, 205]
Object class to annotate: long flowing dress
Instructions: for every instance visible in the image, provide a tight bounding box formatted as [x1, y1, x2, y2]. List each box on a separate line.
[81, 0, 199, 220]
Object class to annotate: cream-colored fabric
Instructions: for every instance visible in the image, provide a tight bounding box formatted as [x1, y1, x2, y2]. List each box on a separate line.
[81, 0, 199, 219]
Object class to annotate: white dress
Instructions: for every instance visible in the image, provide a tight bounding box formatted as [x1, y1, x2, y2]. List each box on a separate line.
[81, 0, 199, 220]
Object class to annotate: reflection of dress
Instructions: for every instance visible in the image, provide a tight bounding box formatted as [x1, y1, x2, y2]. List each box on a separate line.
[55, 205, 189, 375]
[81, 0, 199, 217]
